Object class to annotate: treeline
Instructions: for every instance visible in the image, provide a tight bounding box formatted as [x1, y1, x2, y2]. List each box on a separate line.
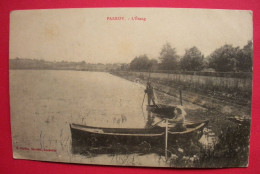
[128, 41, 253, 72]
[9, 58, 122, 71]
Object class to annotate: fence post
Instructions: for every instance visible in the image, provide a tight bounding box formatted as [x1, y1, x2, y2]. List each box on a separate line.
[179, 89, 183, 106]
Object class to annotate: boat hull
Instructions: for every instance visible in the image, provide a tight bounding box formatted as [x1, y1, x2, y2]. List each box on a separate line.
[71, 126, 165, 148]
[70, 120, 208, 147]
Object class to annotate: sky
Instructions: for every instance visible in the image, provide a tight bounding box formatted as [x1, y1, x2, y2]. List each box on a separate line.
[10, 8, 253, 64]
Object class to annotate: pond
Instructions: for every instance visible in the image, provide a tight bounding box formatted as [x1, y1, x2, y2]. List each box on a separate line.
[10, 70, 249, 167]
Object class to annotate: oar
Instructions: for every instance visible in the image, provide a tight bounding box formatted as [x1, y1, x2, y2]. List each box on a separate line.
[150, 119, 165, 128]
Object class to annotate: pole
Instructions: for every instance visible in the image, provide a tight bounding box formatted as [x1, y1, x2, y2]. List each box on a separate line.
[141, 93, 146, 107]
[179, 89, 183, 106]
[165, 119, 168, 160]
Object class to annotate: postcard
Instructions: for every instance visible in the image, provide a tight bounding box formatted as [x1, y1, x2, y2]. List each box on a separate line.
[9, 8, 252, 168]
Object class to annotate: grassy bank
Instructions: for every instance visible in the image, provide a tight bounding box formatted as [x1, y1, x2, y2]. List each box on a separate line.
[110, 71, 251, 118]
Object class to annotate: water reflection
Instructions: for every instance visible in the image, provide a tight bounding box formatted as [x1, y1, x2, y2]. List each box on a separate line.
[144, 111, 155, 128]
[199, 127, 218, 149]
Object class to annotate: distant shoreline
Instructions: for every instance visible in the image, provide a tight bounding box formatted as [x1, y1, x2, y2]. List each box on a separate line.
[9, 68, 109, 72]
[9, 58, 124, 72]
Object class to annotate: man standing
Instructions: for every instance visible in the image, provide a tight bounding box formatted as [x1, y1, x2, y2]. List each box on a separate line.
[145, 81, 156, 106]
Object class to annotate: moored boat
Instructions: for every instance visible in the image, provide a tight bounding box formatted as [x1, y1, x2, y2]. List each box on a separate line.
[70, 120, 208, 146]
[146, 104, 176, 118]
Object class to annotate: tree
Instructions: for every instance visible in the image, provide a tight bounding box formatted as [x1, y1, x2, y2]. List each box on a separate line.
[236, 41, 253, 72]
[80, 61, 86, 65]
[120, 63, 129, 70]
[180, 47, 204, 71]
[159, 43, 179, 70]
[129, 55, 159, 71]
[208, 44, 240, 72]
[148, 59, 158, 71]
[129, 55, 150, 71]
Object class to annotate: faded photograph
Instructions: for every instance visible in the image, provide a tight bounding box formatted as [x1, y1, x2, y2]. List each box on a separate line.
[9, 8, 252, 168]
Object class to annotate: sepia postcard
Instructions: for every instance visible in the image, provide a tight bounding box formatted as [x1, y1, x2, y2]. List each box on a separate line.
[9, 8, 253, 168]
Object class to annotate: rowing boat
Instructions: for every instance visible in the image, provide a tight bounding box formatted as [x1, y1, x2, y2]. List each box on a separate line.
[70, 120, 208, 146]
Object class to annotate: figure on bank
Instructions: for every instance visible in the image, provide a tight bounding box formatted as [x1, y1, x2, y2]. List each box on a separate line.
[144, 81, 156, 106]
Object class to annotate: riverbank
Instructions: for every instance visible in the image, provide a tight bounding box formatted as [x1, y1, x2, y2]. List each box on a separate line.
[110, 71, 251, 118]
[110, 70, 251, 167]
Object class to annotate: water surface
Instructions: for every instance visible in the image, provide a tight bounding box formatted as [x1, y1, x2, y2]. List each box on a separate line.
[10, 70, 213, 167]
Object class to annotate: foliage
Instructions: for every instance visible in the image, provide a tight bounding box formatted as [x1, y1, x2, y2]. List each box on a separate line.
[128, 41, 252, 72]
[236, 40, 253, 72]
[159, 43, 179, 70]
[120, 63, 129, 71]
[207, 41, 253, 72]
[180, 47, 205, 71]
[208, 44, 241, 72]
[149, 59, 159, 71]
[129, 55, 158, 71]
[195, 118, 250, 167]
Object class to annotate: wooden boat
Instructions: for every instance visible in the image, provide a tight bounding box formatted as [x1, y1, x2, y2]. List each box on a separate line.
[146, 104, 176, 118]
[70, 120, 208, 147]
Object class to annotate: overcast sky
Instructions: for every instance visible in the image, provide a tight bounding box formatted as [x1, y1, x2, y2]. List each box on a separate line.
[10, 8, 252, 64]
